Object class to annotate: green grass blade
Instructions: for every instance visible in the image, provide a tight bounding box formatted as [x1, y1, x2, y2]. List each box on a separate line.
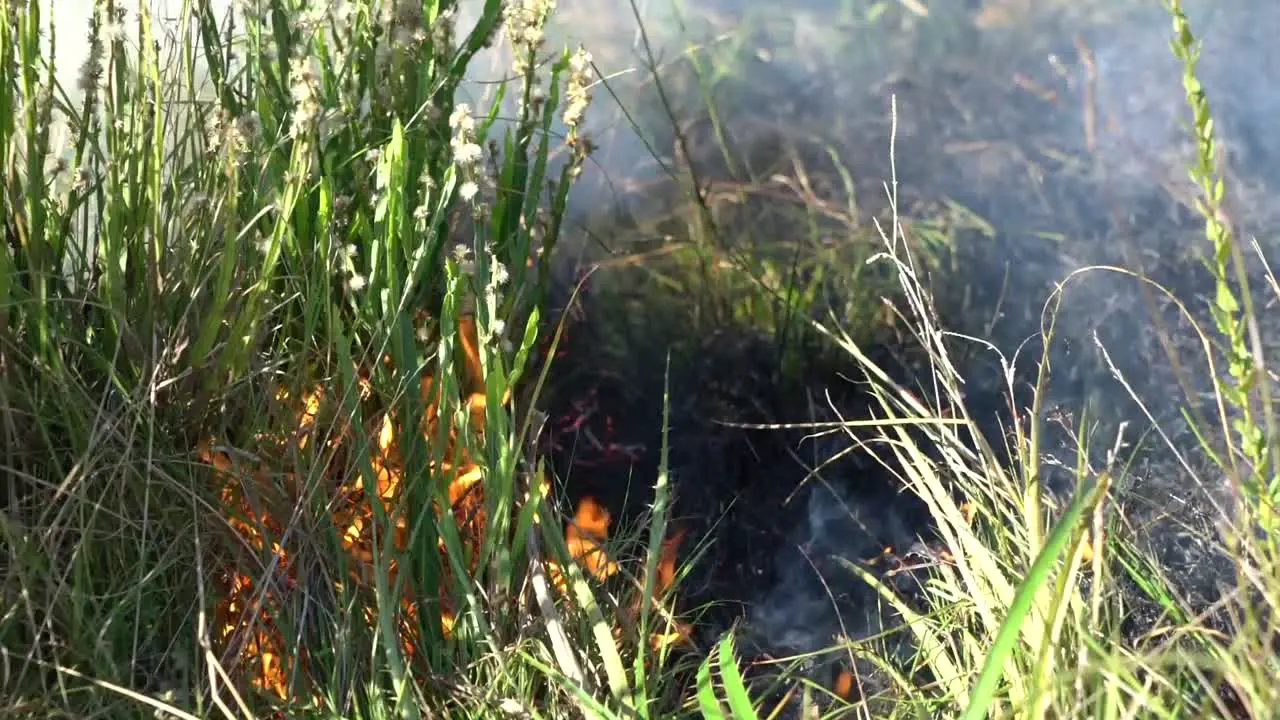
[717, 631, 760, 720]
[959, 471, 1113, 720]
[695, 651, 729, 720]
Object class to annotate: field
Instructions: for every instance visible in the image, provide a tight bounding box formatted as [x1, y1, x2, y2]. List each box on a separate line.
[3, 0, 1280, 718]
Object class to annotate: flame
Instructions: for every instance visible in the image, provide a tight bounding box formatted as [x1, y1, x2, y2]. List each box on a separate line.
[543, 497, 689, 652]
[656, 527, 685, 593]
[834, 668, 855, 700]
[201, 313, 502, 701]
[201, 311, 691, 703]
[201, 442, 297, 700]
[639, 526, 691, 651]
[566, 496, 617, 578]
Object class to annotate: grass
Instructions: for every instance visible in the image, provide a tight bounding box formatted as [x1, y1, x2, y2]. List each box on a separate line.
[3, 0, 1279, 718]
[2, 0, 687, 716]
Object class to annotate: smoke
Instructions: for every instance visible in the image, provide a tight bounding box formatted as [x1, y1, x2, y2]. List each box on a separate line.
[51, 0, 221, 103]
[746, 480, 917, 651]
[543, 0, 1280, 684]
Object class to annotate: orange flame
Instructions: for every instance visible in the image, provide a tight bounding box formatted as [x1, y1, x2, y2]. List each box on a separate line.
[834, 668, 855, 700]
[201, 314, 500, 701]
[565, 496, 620, 581]
[201, 311, 691, 703]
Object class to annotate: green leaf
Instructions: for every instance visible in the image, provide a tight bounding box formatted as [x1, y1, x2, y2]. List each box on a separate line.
[717, 632, 760, 720]
[696, 652, 729, 720]
[959, 472, 1112, 720]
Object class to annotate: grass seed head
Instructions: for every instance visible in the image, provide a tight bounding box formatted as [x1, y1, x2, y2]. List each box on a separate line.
[504, 0, 556, 75]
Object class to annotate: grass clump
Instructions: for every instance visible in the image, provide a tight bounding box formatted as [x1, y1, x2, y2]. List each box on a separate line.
[1, 0, 690, 717]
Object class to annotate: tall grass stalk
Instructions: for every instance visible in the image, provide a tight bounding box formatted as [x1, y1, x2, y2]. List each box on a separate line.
[1164, 0, 1279, 532]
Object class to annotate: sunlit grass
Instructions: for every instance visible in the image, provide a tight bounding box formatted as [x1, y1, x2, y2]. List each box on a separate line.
[1, 0, 689, 717]
[727, 6, 1279, 719]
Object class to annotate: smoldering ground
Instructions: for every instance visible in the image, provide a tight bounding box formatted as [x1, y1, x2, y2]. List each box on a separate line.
[533, 0, 1280, 710]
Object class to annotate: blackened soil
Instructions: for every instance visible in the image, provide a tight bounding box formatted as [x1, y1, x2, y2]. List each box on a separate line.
[532, 269, 936, 678]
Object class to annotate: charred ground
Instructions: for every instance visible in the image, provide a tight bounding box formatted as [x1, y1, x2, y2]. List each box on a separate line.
[531, 0, 1279, 710]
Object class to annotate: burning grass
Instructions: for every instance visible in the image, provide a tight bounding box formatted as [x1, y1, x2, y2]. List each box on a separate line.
[193, 312, 689, 705]
[1, 0, 704, 713]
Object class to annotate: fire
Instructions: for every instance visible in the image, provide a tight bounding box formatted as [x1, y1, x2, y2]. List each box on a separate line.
[200, 312, 506, 701]
[546, 496, 692, 652]
[833, 668, 855, 700]
[200, 311, 690, 704]
[564, 496, 620, 581]
[639, 526, 691, 652]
